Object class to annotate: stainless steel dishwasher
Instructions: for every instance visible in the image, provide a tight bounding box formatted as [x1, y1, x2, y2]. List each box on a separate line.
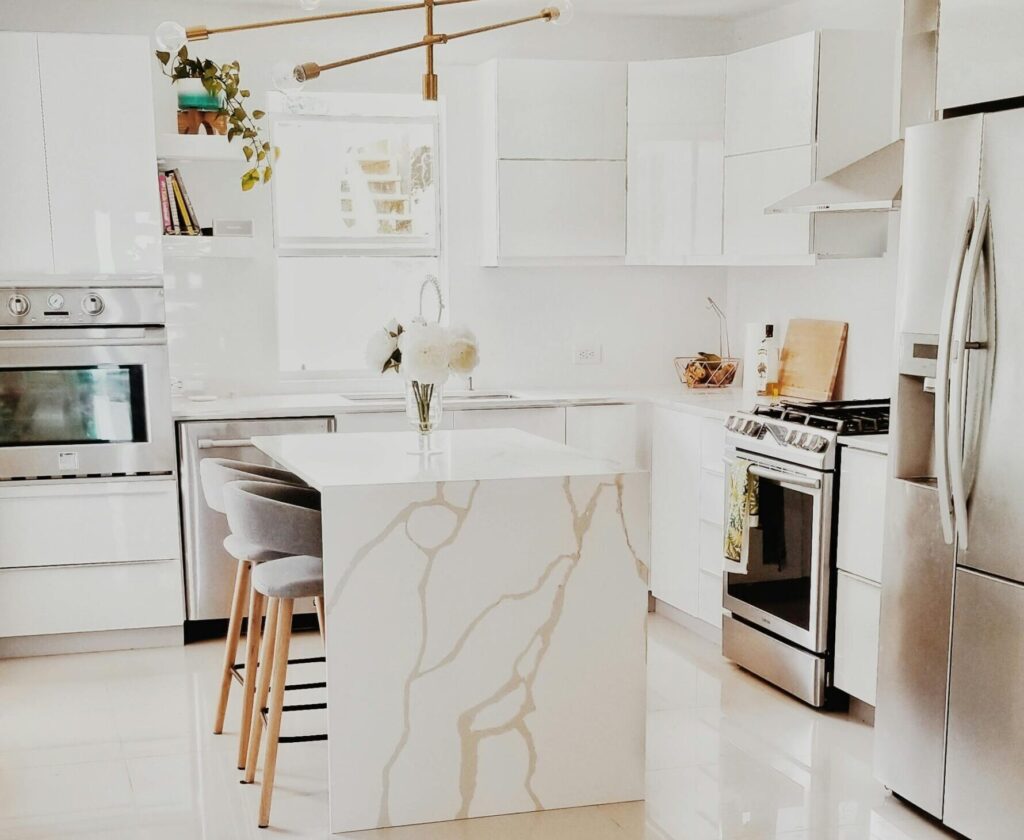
[178, 417, 334, 627]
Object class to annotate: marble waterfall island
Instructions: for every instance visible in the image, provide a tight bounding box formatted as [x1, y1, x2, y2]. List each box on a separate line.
[253, 428, 650, 834]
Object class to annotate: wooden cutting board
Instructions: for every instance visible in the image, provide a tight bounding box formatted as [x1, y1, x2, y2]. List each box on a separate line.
[778, 319, 848, 401]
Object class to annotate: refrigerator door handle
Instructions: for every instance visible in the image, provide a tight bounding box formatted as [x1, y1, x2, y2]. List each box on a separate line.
[935, 198, 976, 546]
[949, 199, 991, 550]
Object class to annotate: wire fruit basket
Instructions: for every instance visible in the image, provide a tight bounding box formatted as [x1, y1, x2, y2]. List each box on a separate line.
[675, 354, 740, 389]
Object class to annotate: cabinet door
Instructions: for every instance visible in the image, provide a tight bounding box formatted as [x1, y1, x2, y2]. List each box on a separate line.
[725, 31, 817, 157]
[496, 60, 626, 160]
[723, 145, 813, 256]
[38, 33, 162, 275]
[834, 571, 881, 705]
[650, 408, 701, 615]
[0, 33, 54, 274]
[937, 0, 1024, 111]
[498, 160, 626, 259]
[836, 448, 888, 583]
[627, 58, 725, 263]
[452, 407, 565, 443]
[565, 404, 639, 468]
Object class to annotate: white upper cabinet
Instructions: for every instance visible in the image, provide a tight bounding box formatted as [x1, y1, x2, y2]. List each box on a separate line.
[496, 60, 627, 160]
[722, 30, 896, 260]
[480, 60, 627, 265]
[0, 33, 54, 274]
[37, 33, 162, 276]
[937, 0, 1024, 111]
[725, 32, 817, 157]
[497, 160, 626, 259]
[626, 57, 725, 264]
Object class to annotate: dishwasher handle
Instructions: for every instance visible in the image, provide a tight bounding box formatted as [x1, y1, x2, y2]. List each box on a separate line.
[748, 465, 821, 490]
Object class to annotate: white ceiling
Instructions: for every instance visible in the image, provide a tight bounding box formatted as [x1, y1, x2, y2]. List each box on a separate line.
[225, 0, 795, 20]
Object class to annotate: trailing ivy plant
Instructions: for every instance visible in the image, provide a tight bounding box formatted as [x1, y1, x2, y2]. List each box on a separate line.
[155, 46, 279, 191]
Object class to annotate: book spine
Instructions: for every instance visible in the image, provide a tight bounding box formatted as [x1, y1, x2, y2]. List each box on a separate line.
[164, 173, 181, 235]
[172, 169, 201, 236]
[157, 173, 172, 234]
[169, 173, 195, 235]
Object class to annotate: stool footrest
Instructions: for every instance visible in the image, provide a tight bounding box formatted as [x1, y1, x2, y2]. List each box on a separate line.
[261, 702, 327, 713]
[278, 734, 328, 744]
[284, 681, 326, 691]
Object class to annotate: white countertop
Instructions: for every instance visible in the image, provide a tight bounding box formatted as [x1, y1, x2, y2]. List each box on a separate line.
[838, 434, 889, 456]
[252, 428, 642, 490]
[172, 385, 747, 422]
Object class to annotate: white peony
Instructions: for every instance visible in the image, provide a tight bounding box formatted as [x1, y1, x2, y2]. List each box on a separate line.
[448, 335, 480, 376]
[398, 323, 451, 385]
[366, 327, 399, 374]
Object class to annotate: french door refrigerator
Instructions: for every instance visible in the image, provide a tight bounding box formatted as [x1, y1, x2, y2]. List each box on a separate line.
[875, 108, 1024, 839]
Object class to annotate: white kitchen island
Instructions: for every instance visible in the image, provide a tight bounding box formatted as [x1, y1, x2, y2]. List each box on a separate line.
[252, 428, 649, 834]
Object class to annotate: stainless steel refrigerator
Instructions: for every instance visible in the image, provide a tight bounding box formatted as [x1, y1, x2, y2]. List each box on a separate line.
[876, 108, 1024, 839]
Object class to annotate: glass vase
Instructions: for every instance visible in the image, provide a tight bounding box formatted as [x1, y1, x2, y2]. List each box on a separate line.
[405, 380, 443, 453]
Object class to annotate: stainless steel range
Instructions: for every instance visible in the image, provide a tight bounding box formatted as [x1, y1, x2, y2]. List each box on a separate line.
[721, 399, 889, 707]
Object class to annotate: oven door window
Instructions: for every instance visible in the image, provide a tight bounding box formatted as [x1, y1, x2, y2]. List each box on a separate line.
[726, 477, 815, 630]
[0, 366, 148, 446]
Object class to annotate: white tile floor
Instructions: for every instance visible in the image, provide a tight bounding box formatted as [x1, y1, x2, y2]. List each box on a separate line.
[0, 615, 957, 840]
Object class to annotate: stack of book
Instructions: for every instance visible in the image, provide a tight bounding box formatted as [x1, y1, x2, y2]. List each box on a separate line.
[159, 168, 202, 236]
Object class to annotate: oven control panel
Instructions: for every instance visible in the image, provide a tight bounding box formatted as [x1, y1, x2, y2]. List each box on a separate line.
[0, 287, 164, 327]
[726, 412, 837, 470]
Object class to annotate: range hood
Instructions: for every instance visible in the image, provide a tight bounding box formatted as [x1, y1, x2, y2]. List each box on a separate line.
[767, 139, 904, 214]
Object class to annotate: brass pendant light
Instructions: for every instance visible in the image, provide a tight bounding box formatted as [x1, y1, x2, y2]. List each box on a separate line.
[154, 0, 574, 101]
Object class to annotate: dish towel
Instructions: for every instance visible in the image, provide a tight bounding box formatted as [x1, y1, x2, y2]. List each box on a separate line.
[724, 458, 759, 573]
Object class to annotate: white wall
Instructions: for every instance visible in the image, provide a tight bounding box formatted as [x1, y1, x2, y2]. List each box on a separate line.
[0, 1, 732, 395]
[726, 0, 902, 400]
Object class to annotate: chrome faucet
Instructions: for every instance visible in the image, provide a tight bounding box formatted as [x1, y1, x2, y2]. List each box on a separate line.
[418, 275, 445, 324]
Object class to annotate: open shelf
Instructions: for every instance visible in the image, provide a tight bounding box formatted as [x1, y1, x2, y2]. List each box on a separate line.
[162, 236, 256, 259]
[157, 133, 245, 163]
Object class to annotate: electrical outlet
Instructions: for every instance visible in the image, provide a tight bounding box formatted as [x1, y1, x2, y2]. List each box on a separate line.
[573, 342, 603, 365]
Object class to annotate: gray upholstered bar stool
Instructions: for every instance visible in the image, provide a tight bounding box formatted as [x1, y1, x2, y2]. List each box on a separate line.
[199, 458, 306, 769]
[223, 480, 326, 829]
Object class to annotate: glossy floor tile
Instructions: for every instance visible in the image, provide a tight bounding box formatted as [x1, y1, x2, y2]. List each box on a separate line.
[0, 615, 957, 840]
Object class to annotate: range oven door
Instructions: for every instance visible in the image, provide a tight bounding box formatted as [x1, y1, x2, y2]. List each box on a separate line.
[0, 327, 174, 479]
[722, 450, 833, 653]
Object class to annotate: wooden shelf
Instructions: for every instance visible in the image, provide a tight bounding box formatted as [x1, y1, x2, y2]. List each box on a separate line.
[156, 133, 245, 163]
[162, 235, 256, 259]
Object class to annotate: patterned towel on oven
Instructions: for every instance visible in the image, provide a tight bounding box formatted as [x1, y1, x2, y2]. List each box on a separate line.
[724, 458, 759, 569]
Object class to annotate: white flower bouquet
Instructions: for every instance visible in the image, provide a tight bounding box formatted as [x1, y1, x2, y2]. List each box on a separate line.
[366, 319, 480, 436]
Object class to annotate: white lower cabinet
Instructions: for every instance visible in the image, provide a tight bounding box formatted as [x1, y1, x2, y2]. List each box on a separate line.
[650, 408, 727, 629]
[565, 404, 641, 467]
[834, 571, 881, 706]
[452, 407, 566, 443]
[0, 478, 184, 638]
[338, 411, 453, 432]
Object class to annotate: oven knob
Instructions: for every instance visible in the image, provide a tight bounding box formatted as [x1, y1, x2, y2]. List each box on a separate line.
[786, 430, 801, 446]
[47, 292, 65, 309]
[7, 294, 30, 317]
[812, 436, 829, 453]
[81, 293, 105, 316]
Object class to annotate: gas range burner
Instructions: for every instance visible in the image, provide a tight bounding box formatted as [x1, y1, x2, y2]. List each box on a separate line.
[752, 399, 891, 436]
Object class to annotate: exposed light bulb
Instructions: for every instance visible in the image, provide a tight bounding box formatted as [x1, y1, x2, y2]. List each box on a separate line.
[299, 0, 322, 9]
[154, 20, 188, 53]
[272, 59, 305, 93]
[545, 0, 574, 26]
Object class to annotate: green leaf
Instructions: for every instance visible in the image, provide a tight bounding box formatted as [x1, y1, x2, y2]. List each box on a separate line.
[155, 50, 170, 65]
[257, 150, 266, 161]
[240, 90, 251, 98]
[177, 45, 188, 61]
[252, 109, 265, 120]
[243, 146, 253, 161]
[232, 107, 246, 119]
[241, 176, 256, 192]
[242, 129, 256, 139]
[274, 146, 281, 160]
[263, 165, 272, 183]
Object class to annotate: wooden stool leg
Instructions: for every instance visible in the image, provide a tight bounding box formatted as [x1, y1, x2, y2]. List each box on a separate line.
[214, 561, 251, 734]
[259, 598, 294, 829]
[237, 587, 265, 770]
[243, 596, 279, 783]
[314, 596, 326, 642]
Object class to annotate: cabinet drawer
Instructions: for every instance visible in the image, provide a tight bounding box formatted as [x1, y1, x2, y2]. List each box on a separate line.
[0, 479, 179, 570]
[699, 519, 723, 575]
[453, 407, 565, 444]
[837, 447, 888, 583]
[834, 571, 881, 705]
[0, 559, 184, 638]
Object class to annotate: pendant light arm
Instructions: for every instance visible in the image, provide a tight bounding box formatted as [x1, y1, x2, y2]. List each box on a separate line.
[186, 0, 480, 42]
